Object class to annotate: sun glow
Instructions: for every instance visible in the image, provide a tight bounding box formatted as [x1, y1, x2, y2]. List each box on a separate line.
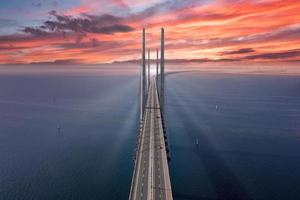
[0, 0, 300, 64]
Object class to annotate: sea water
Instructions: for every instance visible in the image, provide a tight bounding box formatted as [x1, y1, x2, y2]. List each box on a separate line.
[1, 65, 300, 200]
[0, 65, 139, 200]
[166, 72, 300, 200]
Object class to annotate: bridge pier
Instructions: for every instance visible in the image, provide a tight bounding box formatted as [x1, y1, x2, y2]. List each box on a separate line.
[148, 48, 150, 90]
[140, 28, 146, 121]
[160, 28, 165, 116]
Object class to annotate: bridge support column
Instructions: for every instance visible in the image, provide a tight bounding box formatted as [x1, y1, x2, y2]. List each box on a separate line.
[160, 28, 165, 115]
[148, 48, 150, 90]
[140, 28, 146, 121]
[156, 48, 159, 90]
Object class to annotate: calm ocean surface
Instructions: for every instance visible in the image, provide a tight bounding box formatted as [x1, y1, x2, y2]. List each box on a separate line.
[0, 67, 139, 200]
[0, 66, 300, 200]
[166, 72, 300, 200]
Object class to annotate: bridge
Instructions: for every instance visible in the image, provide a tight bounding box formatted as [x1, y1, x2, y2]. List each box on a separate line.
[129, 28, 173, 200]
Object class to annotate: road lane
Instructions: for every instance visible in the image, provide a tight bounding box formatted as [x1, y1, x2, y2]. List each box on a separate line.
[129, 77, 173, 200]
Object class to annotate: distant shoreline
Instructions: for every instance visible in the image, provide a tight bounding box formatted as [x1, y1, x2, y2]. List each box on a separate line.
[0, 62, 299, 76]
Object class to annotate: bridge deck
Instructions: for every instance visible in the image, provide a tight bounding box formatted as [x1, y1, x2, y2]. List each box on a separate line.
[129, 77, 173, 200]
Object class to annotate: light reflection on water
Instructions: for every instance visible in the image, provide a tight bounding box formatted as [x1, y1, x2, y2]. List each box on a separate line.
[1, 65, 300, 200]
[166, 72, 300, 200]
[0, 68, 139, 200]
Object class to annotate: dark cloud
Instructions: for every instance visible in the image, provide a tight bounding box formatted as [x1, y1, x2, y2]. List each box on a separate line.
[244, 49, 300, 60]
[0, 34, 28, 42]
[96, 24, 133, 34]
[22, 27, 48, 36]
[31, 2, 42, 7]
[222, 48, 255, 55]
[0, 45, 27, 50]
[82, 14, 122, 25]
[21, 10, 134, 37]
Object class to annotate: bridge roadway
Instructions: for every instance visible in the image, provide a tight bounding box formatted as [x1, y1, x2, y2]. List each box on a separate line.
[129, 77, 173, 200]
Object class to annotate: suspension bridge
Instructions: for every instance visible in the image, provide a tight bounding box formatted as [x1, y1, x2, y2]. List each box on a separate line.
[129, 28, 173, 200]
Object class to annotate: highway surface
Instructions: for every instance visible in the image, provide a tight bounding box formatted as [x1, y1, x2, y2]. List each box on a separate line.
[129, 77, 173, 200]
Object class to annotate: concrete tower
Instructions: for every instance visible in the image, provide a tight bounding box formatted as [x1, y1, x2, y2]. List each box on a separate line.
[156, 48, 159, 86]
[160, 28, 165, 114]
[148, 48, 150, 90]
[140, 28, 146, 121]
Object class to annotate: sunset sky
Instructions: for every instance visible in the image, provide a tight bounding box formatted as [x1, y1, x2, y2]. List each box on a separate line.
[0, 0, 300, 64]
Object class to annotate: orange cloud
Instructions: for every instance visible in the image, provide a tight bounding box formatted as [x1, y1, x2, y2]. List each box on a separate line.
[1, 0, 300, 64]
[65, 6, 92, 15]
